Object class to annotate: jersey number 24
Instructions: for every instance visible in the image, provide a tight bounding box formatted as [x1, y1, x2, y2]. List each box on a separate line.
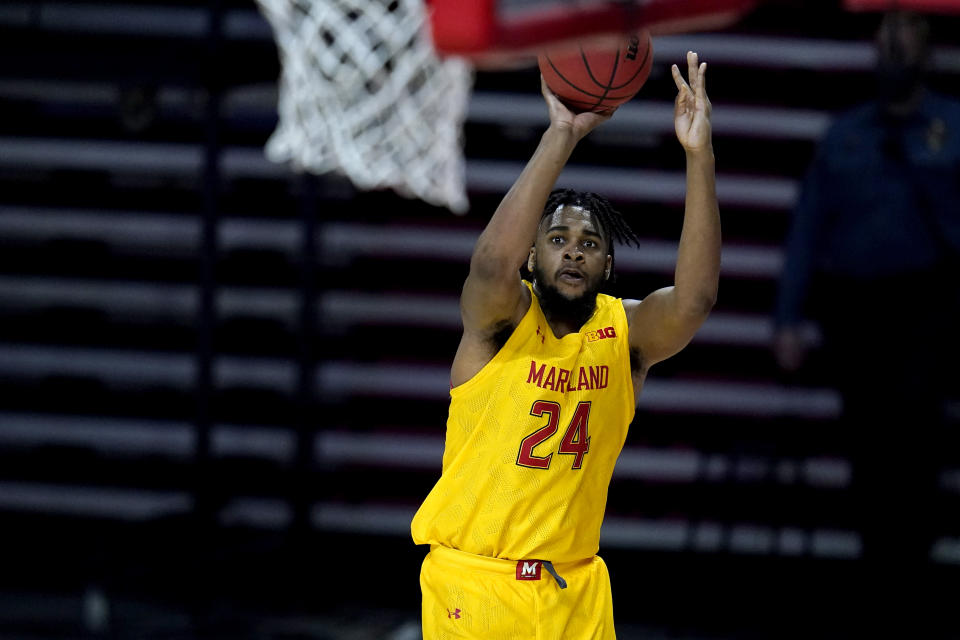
[516, 400, 591, 470]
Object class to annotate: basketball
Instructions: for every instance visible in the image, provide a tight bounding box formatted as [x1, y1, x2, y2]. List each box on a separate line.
[538, 31, 653, 113]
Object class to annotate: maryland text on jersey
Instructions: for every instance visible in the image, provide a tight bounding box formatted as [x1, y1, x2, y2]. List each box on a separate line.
[526, 360, 610, 392]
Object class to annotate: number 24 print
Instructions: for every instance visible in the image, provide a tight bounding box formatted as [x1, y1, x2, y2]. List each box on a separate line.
[517, 400, 591, 470]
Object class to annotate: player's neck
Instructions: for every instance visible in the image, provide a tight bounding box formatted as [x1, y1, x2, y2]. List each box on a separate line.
[533, 280, 598, 337]
[544, 315, 587, 338]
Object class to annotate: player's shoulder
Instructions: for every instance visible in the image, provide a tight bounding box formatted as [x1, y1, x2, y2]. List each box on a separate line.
[596, 290, 631, 315]
[619, 291, 676, 326]
[619, 297, 641, 322]
[596, 290, 625, 305]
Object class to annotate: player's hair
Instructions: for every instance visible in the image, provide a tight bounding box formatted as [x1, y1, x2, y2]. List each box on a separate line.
[539, 188, 641, 280]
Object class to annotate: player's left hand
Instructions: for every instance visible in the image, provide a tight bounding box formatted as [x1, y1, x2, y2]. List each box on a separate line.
[672, 51, 712, 153]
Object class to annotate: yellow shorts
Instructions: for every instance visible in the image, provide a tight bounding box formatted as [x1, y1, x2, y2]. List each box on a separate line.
[420, 545, 616, 640]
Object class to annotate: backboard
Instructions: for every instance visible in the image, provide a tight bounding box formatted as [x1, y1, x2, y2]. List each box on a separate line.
[844, 0, 960, 12]
[430, 0, 759, 63]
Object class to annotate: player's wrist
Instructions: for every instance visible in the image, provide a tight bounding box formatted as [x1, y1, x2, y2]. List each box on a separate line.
[542, 124, 579, 149]
[684, 145, 715, 163]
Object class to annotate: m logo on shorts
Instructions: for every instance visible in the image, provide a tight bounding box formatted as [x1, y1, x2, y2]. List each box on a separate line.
[516, 560, 541, 581]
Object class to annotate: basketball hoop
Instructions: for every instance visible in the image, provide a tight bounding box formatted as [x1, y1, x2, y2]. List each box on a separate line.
[254, 0, 758, 213]
[255, 0, 473, 213]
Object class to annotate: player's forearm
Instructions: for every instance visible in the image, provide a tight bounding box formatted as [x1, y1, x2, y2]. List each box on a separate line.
[673, 148, 720, 316]
[470, 126, 578, 279]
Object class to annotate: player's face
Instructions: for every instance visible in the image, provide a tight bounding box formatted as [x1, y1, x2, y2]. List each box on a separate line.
[530, 206, 612, 299]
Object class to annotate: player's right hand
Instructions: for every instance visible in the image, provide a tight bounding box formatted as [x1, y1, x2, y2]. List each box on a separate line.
[540, 75, 613, 142]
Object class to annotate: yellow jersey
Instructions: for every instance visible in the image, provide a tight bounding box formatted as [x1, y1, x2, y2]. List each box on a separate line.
[411, 281, 635, 563]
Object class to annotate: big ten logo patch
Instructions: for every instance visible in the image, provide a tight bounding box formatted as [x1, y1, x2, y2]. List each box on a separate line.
[516, 560, 541, 581]
[585, 326, 617, 343]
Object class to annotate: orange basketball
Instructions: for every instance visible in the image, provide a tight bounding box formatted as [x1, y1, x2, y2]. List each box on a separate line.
[538, 31, 653, 113]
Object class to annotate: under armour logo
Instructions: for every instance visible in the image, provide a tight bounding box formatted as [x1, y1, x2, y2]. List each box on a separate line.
[536, 326, 545, 344]
[447, 608, 462, 619]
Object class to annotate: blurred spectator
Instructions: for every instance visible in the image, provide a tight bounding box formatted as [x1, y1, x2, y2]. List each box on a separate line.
[773, 9, 960, 631]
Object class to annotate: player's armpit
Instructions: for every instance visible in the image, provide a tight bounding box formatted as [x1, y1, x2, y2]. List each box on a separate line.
[623, 286, 713, 367]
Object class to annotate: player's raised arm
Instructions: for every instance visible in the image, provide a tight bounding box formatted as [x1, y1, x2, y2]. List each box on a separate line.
[625, 51, 720, 369]
[459, 79, 612, 334]
[450, 80, 612, 386]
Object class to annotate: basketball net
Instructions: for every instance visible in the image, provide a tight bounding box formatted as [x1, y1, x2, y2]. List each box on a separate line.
[255, 0, 473, 213]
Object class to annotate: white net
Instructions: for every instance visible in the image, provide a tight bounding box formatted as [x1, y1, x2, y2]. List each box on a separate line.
[256, 0, 473, 213]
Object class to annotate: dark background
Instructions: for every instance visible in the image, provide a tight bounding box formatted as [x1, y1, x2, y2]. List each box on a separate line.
[0, 0, 958, 638]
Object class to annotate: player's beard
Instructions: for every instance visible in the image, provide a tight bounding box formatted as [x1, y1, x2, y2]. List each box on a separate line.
[532, 265, 601, 330]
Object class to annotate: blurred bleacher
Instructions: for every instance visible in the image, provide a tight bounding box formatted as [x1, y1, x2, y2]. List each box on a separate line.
[0, 1, 959, 638]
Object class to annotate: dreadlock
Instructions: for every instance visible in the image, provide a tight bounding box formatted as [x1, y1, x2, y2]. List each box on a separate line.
[539, 188, 641, 280]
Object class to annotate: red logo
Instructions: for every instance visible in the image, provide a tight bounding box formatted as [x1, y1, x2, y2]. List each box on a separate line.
[536, 326, 545, 344]
[447, 608, 462, 619]
[516, 560, 541, 581]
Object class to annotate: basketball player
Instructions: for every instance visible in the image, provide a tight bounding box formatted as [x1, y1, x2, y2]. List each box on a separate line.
[412, 51, 718, 638]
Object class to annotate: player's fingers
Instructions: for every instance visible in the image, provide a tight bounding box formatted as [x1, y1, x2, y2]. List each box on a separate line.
[541, 74, 565, 104]
[540, 75, 567, 113]
[687, 51, 699, 89]
[540, 74, 553, 98]
[585, 108, 615, 124]
[670, 64, 688, 92]
[696, 62, 707, 99]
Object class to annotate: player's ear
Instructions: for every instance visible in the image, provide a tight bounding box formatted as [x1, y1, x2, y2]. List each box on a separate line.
[604, 255, 612, 280]
[527, 247, 536, 273]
